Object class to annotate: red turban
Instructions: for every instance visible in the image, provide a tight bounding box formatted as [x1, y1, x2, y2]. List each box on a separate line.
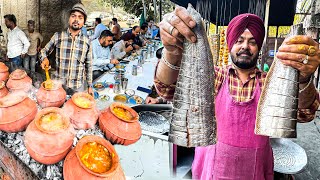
[226, 13, 265, 51]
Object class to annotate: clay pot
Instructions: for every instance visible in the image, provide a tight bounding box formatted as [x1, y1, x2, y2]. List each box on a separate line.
[6, 69, 32, 92]
[0, 62, 9, 82]
[36, 81, 66, 108]
[24, 107, 75, 165]
[63, 92, 99, 130]
[63, 135, 125, 180]
[0, 81, 8, 98]
[0, 91, 37, 132]
[99, 102, 141, 145]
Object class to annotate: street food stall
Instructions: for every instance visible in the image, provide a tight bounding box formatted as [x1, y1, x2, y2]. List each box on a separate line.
[0, 40, 178, 179]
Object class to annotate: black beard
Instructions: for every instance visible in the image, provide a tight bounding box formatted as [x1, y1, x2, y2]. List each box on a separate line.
[231, 50, 258, 69]
[71, 25, 80, 30]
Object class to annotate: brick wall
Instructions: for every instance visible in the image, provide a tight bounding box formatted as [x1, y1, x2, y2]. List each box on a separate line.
[1, 0, 81, 48]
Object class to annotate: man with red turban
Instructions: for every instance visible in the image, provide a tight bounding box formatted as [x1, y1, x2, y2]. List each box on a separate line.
[154, 5, 320, 180]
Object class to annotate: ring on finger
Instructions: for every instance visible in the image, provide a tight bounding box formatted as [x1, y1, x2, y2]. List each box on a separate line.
[169, 25, 175, 35]
[302, 55, 309, 64]
[308, 46, 316, 56]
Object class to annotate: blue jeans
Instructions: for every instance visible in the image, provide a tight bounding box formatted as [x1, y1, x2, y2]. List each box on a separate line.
[9, 56, 22, 70]
[23, 54, 37, 72]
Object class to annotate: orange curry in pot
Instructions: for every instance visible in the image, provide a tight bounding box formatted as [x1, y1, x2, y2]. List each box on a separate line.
[79, 142, 113, 174]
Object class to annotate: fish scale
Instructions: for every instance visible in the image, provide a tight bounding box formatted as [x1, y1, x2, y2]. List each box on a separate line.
[255, 24, 303, 138]
[168, 4, 216, 147]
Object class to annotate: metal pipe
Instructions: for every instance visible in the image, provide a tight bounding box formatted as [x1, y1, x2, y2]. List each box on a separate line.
[38, 0, 41, 33]
[153, 0, 157, 22]
[142, 0, 147, 20]
[273, 26, 279, 61]
[261, 0, 270, 70]
[159, 0, 162, 22]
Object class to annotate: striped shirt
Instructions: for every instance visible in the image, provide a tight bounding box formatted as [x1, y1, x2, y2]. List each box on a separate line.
[154, 65, 319, 122]
[40, 29, 93, 89]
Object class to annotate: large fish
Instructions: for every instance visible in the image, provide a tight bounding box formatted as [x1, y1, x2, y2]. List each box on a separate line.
[255, 24, 304, 138]
[168, 4, 216, 147]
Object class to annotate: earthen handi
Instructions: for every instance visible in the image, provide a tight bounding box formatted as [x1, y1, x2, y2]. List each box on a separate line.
[0, 81, 8, 98]
[0, 62, 9, 82]
[0, 91, 37, 132]
[36, 80, 66, 108]
[6, 69, 32, 92]
[63, 135, 125, 180]
[112, 106, 134, 121]
[63, 92, 99, 130]
[39, 112, 66, 132]
[79, 142, 113, 174]
[99, 102, 141, 145]
[24, 107, 75, 164]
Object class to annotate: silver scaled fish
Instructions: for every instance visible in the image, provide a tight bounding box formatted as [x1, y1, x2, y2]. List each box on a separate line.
[255, 24, 304, 138]
[169, 4, 216, 147]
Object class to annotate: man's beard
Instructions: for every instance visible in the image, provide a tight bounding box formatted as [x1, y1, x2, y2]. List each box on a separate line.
[71, 21, 81, 30]
[231, 49, 258, 69]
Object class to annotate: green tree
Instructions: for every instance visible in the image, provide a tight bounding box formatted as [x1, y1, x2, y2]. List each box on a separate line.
[100, 0, 175, 22]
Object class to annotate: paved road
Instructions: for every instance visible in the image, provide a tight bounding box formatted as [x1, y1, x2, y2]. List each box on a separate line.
[293, 113, 320, 180]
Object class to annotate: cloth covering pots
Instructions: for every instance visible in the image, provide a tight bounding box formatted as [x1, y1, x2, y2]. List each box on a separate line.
[24, 107, 75, 165]
[6, 69, 32, 92]
[0, 91, 37, 132]
[63, 92, 99, 130]
[63, 135, 125, 180]
[36, 81, 66, 108]
[99, 102, 141, 145]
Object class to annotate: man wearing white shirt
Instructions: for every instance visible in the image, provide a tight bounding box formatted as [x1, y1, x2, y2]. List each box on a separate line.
[92, 30, 119, 80]
[90, 18, 108, 40]
[111, 35, 134, 60]
[4, 14, 30, 70]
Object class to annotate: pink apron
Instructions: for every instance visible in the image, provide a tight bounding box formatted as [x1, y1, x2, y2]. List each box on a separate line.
[192, 69, 274, 180]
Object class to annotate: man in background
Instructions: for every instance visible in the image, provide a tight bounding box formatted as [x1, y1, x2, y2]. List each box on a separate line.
[4, 14, 30, 70]
[92, 30, 119, 80]
[121, 26, 142, 49]
[23, 20, 43, 72]
[91, 17, 107, 40]
[111, 35, 134, 60]
[111, 17, 121, 41]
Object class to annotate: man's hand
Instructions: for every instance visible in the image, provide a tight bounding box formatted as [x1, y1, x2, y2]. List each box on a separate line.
[133, 45, 140, 50]
[37, 47, 41, 52]
[159, 6, 196, 57]
[145, 97, 159, 104]
[21, 54, 26, 59]
[41, 58, 50, 69]
[125, 45, 133, 53]
[276, 35, 320, 78]
[110, 59, 119, 64]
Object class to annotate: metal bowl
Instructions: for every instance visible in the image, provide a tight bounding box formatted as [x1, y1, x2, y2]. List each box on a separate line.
[128, 95, 144, 105]
[138, 111, 169, 134]
[113, 94, 128, 103]
[92, 82, 105, 91]
[271, 138, 307, 174]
